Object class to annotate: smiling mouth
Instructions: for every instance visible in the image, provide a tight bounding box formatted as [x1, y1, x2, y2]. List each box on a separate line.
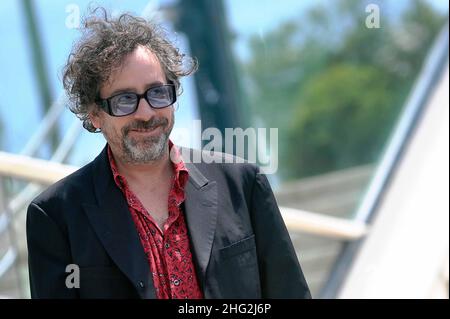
[129, 125, 162, 133]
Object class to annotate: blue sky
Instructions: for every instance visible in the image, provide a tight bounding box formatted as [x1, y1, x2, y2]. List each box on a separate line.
[0, 0, 448, 165]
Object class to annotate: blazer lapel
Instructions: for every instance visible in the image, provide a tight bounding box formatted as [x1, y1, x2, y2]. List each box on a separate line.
[183, 161, 218, 289]
[82, 146, 155, 299]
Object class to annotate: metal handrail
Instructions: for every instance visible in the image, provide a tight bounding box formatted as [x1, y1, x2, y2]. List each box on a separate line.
[0, 173, 22, 297]
[0, 119, 82, 292]
[0, 151, 368, 240]
[20, 93, 66, 157]
[5, 120, 83, 218]
[0, 152, 78, 185]
[280, 206, 368, 240]
[0, 248, 17, 279]
[0, 120, 81, 234]
[0, 93, 68, 234]
[0, 93, 67, 228]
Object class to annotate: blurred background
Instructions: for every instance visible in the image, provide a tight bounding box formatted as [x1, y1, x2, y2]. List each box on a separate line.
[0, 0, 448, 298]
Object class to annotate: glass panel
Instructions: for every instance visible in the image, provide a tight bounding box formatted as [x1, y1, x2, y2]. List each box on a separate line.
[225, 0, 448, 297]
[226, 0, 448, 184]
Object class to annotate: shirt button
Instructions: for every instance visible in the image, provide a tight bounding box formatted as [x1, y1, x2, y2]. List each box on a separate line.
[173, 279, 180, 286]
[165, 242, 170, 249]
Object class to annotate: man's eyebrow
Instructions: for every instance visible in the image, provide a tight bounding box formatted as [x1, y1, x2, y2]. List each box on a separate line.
[108, 81, 165, 96]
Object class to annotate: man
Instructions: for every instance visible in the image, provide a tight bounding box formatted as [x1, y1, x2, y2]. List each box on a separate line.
[26, 10, 311, 299]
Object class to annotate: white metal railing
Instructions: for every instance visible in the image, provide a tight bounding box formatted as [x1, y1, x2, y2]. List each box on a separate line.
[0, 151, 368, 240]
[0, 102, 83, 297]
[280, 206, 368, 240]
[19, 93, 67, 157]
[0, 152, 78, 185]
[4, 120, 82, 221]
[0, 248, 17, 279]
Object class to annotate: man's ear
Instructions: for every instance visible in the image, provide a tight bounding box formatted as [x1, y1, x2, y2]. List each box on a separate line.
[89, 107, 101, 130]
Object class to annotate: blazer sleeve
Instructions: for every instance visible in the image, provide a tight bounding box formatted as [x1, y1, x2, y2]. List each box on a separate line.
[26, 202, 78, 298]
[249, 167, 311, 298]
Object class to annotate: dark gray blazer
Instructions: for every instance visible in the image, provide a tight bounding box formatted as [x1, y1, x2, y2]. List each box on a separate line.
[26, 146, 311, 299]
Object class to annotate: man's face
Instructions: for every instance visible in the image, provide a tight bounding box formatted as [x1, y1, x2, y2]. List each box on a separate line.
[91, 45, 175, 164]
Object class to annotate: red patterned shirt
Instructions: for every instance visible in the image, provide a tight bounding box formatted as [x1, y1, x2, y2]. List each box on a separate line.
[107, 142, 203, 299]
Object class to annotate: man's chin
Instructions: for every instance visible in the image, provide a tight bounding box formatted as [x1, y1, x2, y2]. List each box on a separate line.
[123, 137, 168, 163]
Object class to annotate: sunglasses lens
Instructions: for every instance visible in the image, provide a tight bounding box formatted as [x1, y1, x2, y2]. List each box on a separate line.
[110, 93, 138, 116]
[103, 85, 176, 116]
[146, 85, 175, 108]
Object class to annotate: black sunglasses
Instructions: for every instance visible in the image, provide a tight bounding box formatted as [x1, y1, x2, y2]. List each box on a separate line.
[96, 84, 177, 117]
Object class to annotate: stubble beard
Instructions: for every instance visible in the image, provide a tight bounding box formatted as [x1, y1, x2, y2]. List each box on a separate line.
[104, 112, 174, 165]
[124, 113, 174, 164]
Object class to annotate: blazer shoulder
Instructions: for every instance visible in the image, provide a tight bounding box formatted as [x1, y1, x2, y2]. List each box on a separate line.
[180, 147, 259, 172]
[30, 160, 94, 209]
[180, 147, 260, 189]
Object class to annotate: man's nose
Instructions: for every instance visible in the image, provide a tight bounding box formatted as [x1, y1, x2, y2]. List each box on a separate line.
[132, 97, 157, 121]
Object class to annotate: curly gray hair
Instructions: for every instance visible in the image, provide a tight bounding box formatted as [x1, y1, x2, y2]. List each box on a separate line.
[62, 8, 198, 132]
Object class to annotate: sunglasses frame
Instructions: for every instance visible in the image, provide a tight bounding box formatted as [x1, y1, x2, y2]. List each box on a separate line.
[95, 83, 177, 117]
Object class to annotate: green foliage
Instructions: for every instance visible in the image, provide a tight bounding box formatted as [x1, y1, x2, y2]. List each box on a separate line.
[288, 64, 395, 177]
[242, 0, 447, 180]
